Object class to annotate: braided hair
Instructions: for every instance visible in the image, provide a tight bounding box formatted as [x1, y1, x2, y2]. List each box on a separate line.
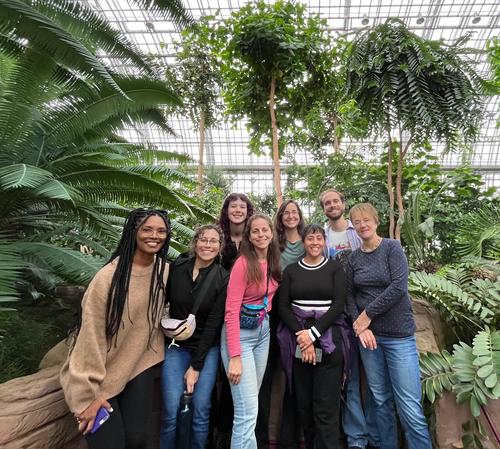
[106, 208, 171, 349]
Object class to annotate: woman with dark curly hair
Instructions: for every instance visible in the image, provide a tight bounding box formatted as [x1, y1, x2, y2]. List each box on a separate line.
[60, 208, 171, 449]
[217, 193, 255, 270]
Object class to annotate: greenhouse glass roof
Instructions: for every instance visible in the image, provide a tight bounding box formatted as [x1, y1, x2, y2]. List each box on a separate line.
[83, 0, 500, 192]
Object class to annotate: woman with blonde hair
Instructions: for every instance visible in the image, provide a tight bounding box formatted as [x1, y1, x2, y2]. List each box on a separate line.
[347, 203, 431, 449]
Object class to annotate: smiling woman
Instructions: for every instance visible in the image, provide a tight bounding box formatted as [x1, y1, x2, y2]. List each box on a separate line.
[60, 208, 171, 449]
[221, 213, 280, 449]
[347, 203, 432, 449]
[160, 224, 229, 449]
[278, 223, 348, 449]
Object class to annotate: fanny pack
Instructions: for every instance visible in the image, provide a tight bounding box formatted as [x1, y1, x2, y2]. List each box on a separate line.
[239, 269, 270, 330]
[161, 263, 218, 341]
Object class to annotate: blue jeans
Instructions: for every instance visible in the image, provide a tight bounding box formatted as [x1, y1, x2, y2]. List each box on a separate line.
[342, 348, 380, 448]
[220, 316, 270, 449]
[359, 335, 432, 449]
[160, 345, 220, 449]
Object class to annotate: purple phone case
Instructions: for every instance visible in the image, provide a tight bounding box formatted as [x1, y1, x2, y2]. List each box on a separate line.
[90, 407, 110, 434]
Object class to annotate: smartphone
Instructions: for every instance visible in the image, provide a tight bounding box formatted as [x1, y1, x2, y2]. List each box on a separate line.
[294, 345, 323, 363]
[90, 407, 111, 434]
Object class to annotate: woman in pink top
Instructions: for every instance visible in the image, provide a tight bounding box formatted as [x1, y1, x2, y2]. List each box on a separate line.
[221, 213, 280, 449]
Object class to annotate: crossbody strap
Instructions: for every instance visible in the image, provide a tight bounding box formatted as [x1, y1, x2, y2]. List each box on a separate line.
[263, 267, 271, 308]
[191, 263, 219, 316]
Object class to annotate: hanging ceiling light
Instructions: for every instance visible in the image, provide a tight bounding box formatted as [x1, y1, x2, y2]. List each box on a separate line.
[416, 16, 425, 24]
[361, 15, 370, 25]
[471, 14, 481, 24]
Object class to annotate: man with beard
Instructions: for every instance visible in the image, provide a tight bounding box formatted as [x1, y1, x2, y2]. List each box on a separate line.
[320, 189, 380, 449]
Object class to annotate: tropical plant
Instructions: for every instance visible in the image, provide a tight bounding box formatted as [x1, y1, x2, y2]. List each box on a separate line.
[420, 327, 500, 448]
[214, 0, 332, 205]
[455, 205, 500, 260]
[0, 0, 207, 304]
[165, 15, 225, 194]
[345, 18, 484, 239]
[409, 264, 499, 342]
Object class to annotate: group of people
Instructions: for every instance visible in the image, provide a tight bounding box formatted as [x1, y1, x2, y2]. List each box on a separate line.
[60, 189, 432, 449]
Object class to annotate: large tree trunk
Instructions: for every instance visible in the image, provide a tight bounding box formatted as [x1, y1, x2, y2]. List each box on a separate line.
[196, 110, 206, 195]
[269, 76, 282, 207]
[387, 132, 395, 239]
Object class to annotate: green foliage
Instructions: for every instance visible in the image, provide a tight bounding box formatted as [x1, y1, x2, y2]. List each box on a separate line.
[420, 350, 454, 404]
[346, 18, 484, 149]
[0, 311, 56, 382]
[214, 0, 332, 156]
[0, 0, 210, 301]
[453, 328, 500, 416]
[409, 266, 499, 342]
[166, 15, 224, 129]
[456, 205, 500, 260]
[420, 328, 500, 448]
[485, 37, 500, 97]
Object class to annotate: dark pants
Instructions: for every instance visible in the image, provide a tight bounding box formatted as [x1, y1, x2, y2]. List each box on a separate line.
[256, 306, 279, 448]
[86, 367, 154, 449]
[293, 329, 343, 449]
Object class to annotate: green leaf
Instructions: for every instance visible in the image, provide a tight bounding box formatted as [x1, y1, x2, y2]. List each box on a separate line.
[485, 372, 498, 389]
[477, 364, 493, 378]
[469, 395, 481, 417]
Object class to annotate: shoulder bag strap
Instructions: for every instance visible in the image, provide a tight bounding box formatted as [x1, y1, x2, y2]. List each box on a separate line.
[191, 263, 219, 316]
[263, 266, 271, 308]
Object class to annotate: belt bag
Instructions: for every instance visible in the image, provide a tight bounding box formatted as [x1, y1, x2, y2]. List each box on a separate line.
[161, 263, 218, 340]
[239, 296, 268, 329]
[161, 312, 196, 341]
[239, 269, 270, 330]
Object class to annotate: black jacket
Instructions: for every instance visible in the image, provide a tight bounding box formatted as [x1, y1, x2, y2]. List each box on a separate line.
[166, 255, 229, 370]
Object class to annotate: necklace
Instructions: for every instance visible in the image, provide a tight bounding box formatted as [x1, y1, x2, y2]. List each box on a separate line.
[361, 236, 382, 253]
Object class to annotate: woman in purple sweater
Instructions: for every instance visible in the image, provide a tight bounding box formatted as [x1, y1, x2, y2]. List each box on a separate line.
[347, 203, 431, 449]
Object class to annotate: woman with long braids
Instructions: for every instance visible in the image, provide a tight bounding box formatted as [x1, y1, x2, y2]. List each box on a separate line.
[60, 208, 171, 449]
[221, 213, 280, 449]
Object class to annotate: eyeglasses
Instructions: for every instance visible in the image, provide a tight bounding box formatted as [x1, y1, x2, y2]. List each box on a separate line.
[139, 226, 168, 237]
[197, 238, 221, 246]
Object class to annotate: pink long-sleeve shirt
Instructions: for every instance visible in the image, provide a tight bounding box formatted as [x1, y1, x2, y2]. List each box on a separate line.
[224, 256, 279, 357]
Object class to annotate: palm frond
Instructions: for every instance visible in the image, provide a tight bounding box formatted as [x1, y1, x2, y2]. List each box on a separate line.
[46, 76, 182, 143]
[0, 0, 124, 94]
[0, 236, 23, 301]
[14, 241, 104, 285]
[131, 0, 194, 29]
[35, 0, 157, 76]
[456, 205, 500, 260]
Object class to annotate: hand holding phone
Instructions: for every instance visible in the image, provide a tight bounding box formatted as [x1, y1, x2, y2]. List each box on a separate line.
[90, 406, 111, 434]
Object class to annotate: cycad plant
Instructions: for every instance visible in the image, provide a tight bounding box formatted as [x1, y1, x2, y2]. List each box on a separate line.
[412, 260, 500, 447]
[0, 0, 205, 304]
[345, 18, 484, 240]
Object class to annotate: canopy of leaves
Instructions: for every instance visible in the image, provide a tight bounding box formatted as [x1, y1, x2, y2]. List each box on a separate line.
[0, 0, 208, 303]
[214, 0, 332, 155]
[345, 18, 484, 149]
[165, 15, 224, 129]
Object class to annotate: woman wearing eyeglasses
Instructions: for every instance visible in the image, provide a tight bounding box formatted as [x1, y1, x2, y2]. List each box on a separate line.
[160, 225, 229, 449]
[60, 208, 171, 449]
